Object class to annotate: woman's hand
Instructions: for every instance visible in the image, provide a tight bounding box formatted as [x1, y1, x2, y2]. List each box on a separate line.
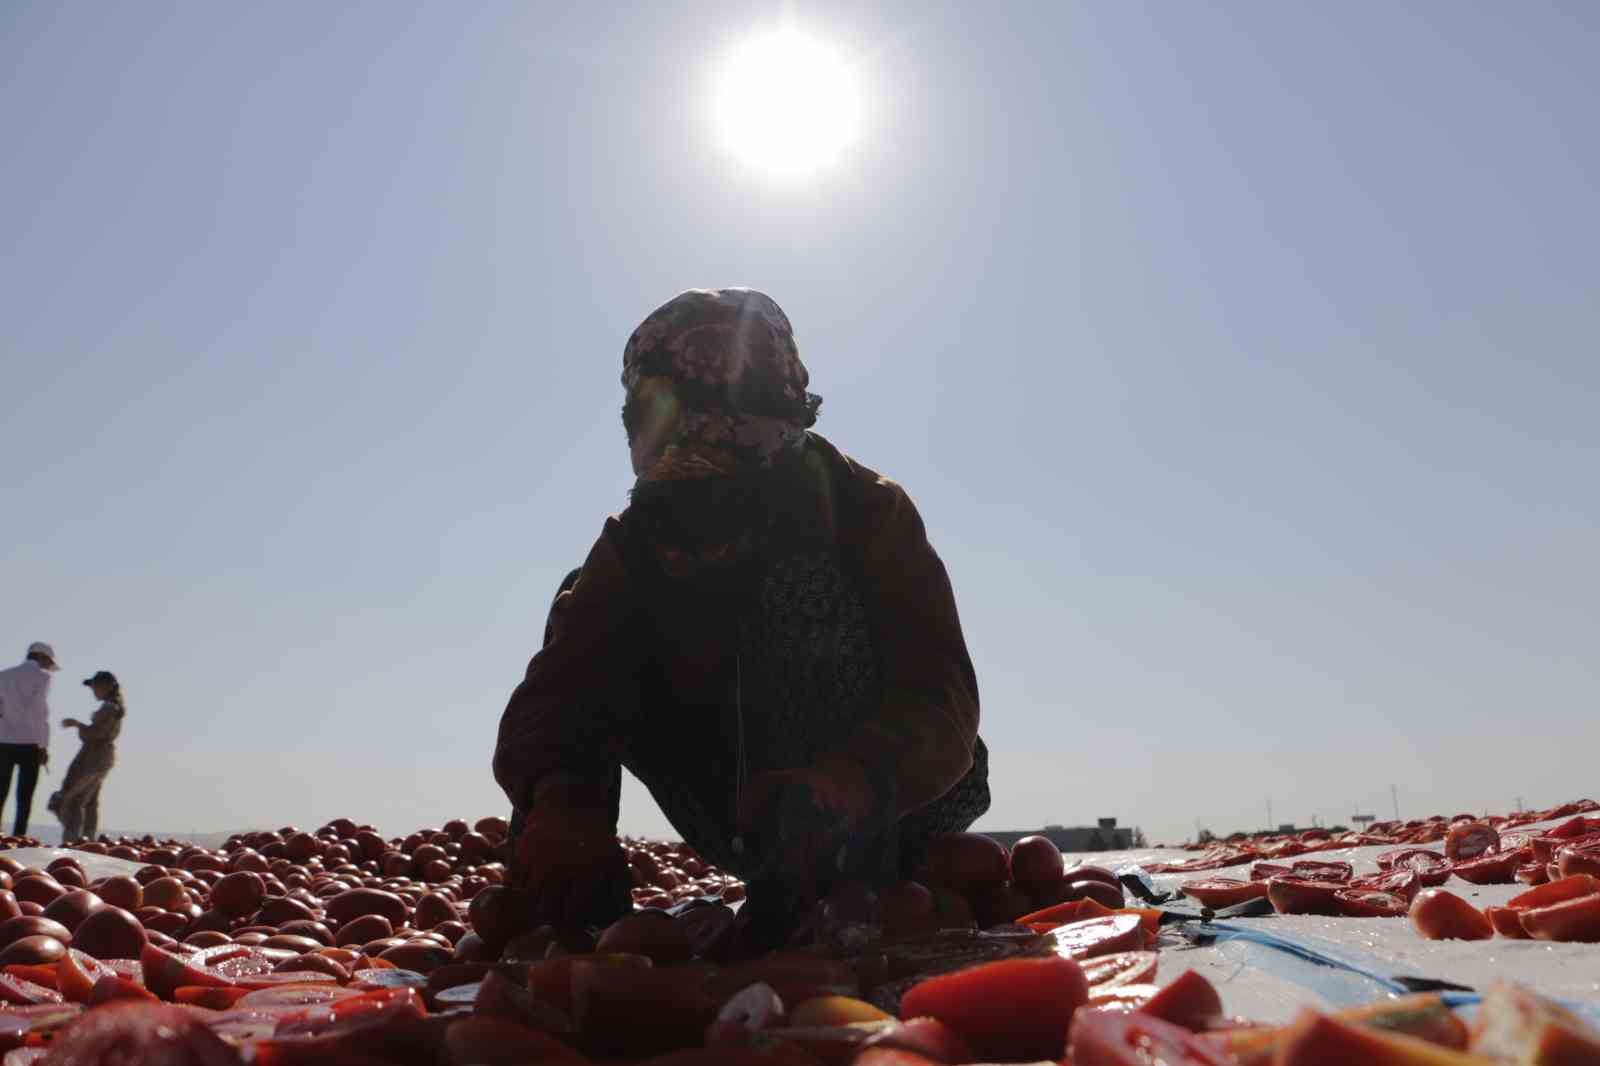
[60, 718, 80, 729]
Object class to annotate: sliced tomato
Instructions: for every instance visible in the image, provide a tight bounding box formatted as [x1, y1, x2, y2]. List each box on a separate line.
[1334, 890, 1408, 918]
[54, 951, 114, 1004]
[1080, 951, 1159, 989]
[86, 976, 158, 1006]
[1391, 851, 1452, 886]
[1348, 869, 1421, 901]
[0, 971, 54, 994]
[206, 949, 279, 983]
[231, 971, 338, 992]
[1452, 849, 1524, 885]
[141, 943, 232, 1001]
[1068, 1006, 1235, 1065]
[237, 984, 361, 1010]
[1409, 889, 1494, 941]
[1249, 862, 1293, 882]
[1484, 906, 1532, 940]
[271, 987, 427, 1040]
[1088, 983, 1161, 1012]
[350, 968, 428, 992]
[1444, 822, 1500, 862]
[1180, 879, 1269, 910]
[1507, 874, 1598, 911]
[1516, 861, 1551, 886]
[1266, 878, 1344, 916]
[255, 988, 429, 1065]
[1048, 914, 1145, 960]
[899, 956, 1088, 1061]
[0, 978, 60, 1008]
[1138, 970, 1224, 1032]
[1289, 861, 1353, 883]
[1519, 892, 1600, 943]
[175, 986, 251, 1009]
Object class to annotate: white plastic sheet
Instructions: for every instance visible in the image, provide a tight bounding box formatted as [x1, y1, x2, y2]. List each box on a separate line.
[1061, 814, 1600, 1023]
[0, 846, 147, 882]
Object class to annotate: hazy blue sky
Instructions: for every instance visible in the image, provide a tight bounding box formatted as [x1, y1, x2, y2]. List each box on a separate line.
[3, 2, 1596, 847]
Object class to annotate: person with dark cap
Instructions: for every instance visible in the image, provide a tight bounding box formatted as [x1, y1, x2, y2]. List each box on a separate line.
[0, 642, 57, 836]
[48, 670, 126, 843]
[494, 289, 989, 946]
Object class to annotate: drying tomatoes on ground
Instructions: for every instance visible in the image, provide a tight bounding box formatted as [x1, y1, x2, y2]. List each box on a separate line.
[0, 799, 1592, 1064]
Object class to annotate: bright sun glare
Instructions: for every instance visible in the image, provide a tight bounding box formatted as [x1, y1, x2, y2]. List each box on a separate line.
[713, 28, 861, 179]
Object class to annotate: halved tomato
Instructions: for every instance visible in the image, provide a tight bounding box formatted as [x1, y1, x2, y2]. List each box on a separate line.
[237, 984, 361, 1010]
[1484, 906, 1532, 940]
[1452, 850, 1523, 886]
[85, 976, 157, 1006]
[0, 978, 60, 1008]
[1180, 879, 1269, 910]
[141, 943, 232, 1001]
[0, 971, 54, 994]
[899, 956, 1088, 1061]
[1507, 874, 1598, 911]
[1289, 861, 1353, 883]
[1409, 889, 1494, 941]
[54, 951, 113, 1004]
[256, 988, 429, 1065]
[1348, 869, 1421, 901]
[1139, 970, 1224, 1032]
[1266, 879, 1344, 916]
[1519, 892, 1600, 943]
[175, 986, 250, 1010]
[231, 971, 339, 992]
[1080, 951, 1159, 990]
[1048, 915, 1145, 960]
[1068, 1006, 1234, 1065]
[1334, 890, 1408, 918]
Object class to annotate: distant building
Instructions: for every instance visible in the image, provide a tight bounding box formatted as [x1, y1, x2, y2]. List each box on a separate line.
[985, 817, 1134, 853]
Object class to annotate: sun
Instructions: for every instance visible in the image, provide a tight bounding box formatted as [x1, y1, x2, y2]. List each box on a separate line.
[712, 28, 862, 180]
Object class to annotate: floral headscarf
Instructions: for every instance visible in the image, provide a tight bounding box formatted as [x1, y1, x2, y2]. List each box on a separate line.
[623, 289, 821, 481]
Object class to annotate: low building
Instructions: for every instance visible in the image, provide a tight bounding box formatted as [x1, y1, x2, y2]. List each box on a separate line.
[985, 817, 1135, 853]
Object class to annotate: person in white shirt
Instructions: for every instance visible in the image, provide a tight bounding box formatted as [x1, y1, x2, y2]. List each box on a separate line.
[0, 642, 57, 836]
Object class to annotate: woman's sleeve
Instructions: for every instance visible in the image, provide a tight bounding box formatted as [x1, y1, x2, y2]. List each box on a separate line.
[493, 518, 644, 820]
[836, 478, 981, 821]
[77, 705, 120, 742]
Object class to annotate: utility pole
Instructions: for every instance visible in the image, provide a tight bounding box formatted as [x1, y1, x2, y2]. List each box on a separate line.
[1267, 799, 1272, 831]
[1391, 784, 1400, 822]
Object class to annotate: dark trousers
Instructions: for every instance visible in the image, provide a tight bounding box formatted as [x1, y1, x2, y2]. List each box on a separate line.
[0, 743, 43, 836]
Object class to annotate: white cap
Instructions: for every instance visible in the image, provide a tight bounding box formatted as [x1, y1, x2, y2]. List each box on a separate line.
[26, 642, 58, 670]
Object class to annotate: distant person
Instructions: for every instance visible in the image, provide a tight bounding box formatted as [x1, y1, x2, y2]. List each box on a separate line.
[48, 670, 125, 843]
[0, 642, 57, 836]
[495, 289, 988, 946]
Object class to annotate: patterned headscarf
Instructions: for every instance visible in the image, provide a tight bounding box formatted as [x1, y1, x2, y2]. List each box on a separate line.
[623, 289, 821, 481]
